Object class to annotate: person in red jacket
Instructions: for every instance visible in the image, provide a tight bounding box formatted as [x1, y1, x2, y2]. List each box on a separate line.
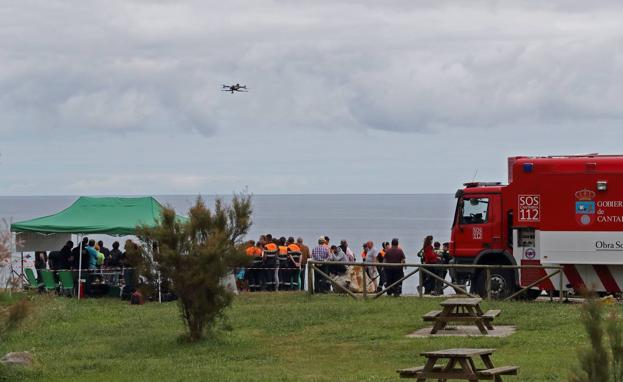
[422, 235, 441, 295]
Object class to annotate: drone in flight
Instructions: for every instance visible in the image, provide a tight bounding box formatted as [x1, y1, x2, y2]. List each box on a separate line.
[221, 84, 248, 94]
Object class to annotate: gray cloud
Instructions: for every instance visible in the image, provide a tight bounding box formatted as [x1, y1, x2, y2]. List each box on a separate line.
[1, 1, 622, 139]
[2, 1, 623, 196]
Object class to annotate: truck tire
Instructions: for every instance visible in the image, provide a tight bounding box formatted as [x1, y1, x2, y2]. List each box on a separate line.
[471, 269, 514, 299]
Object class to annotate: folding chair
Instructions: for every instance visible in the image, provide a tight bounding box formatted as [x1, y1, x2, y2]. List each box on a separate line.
[40, 270, 59, 294]
[58, 270, 75, 297]
[24, 268, 43, 291]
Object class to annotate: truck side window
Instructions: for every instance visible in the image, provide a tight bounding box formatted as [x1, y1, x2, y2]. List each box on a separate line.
[460, 198, 489, 224]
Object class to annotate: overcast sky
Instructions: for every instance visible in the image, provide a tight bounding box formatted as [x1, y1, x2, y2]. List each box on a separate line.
[1, 1, 622, 195]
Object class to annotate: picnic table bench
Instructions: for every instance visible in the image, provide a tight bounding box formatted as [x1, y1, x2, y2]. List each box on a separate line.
[422, 298, 500, 334]
[397, 348, 518, 381]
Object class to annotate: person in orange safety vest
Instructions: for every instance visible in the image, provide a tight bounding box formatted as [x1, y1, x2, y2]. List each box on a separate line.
[277, 237, 290, 290]
[286, 237, 302, 290]
[263, 238, 278, 291]
[245, 240, 263, 291]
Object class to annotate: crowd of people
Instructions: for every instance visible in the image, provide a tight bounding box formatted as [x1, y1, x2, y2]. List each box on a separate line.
[34, 237, 139, 274]
[29, 237, 142, 298]
[29, 234, 454, 298]
[418, 236, 453, 295]
[242, 234, 453, 297]
[243, 235, 308, 291]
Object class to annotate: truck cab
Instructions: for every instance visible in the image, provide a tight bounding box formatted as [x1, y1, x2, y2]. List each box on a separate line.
[450, 182, 518, 298]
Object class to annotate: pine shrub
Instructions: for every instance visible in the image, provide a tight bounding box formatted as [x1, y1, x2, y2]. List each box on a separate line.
[570, 293, 623, 382]
[136, 194, 252, 342]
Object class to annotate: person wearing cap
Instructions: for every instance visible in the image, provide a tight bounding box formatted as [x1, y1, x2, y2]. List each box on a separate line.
[311, 237, 330, 261]
[311, 237, 331, 292]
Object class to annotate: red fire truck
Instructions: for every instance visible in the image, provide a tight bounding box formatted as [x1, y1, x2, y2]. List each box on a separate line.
[450, 154, 623, 298]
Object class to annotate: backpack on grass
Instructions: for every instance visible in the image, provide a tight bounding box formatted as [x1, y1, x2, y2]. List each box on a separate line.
[130, 290, 144, 305]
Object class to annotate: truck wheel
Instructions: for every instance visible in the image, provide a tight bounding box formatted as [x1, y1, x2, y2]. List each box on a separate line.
[471, 269, 514, 299]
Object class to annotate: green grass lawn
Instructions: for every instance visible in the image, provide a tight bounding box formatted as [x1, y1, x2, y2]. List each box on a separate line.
[0, 292, 594, 381]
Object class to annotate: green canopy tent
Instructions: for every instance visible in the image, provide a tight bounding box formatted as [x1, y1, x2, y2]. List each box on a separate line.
[10, 196, 186, 299]
[10, 196, 184, 235]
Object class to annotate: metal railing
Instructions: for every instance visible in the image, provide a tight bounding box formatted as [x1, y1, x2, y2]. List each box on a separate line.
[306, 260, 565, 302]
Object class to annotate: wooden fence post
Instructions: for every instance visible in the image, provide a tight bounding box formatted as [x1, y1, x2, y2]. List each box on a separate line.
[486, 267, 491, 300]
[418, 266, 423, 298]
[559, 268, 564, 303]
[308, 263, 314, 295]
[362, 264, 367, 299]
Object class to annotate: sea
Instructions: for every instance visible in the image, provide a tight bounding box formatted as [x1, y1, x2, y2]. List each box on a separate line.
[0, 194, 456, 294]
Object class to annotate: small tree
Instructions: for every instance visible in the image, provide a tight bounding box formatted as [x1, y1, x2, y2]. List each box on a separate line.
[570, 293, 623, 382]
[136, 194, 252, 342]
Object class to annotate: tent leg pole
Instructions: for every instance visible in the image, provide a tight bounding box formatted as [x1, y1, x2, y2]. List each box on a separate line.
[20, 251, 24, 289]
[77, 235, 83, 300]
[158, 270, 162, 303]
[7, 233, 13, 294]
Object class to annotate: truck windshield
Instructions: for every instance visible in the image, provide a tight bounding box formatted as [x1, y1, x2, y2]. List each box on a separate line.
[460, 197, 489, 224]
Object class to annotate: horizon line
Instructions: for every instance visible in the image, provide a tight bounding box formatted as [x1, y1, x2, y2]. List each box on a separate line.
[0, 192, 455, 198]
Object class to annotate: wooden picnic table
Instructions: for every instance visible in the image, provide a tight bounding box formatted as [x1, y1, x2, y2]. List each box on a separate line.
[423, 298, 500, 335]
[397, 348, 518, 381]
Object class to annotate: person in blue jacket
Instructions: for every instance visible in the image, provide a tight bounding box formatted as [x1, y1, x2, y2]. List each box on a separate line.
[85, 240, 98, 269]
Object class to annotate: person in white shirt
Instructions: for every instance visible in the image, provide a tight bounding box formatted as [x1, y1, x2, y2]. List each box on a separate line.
[339, 240, 355, 262]
[364, 241, 379, 291]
